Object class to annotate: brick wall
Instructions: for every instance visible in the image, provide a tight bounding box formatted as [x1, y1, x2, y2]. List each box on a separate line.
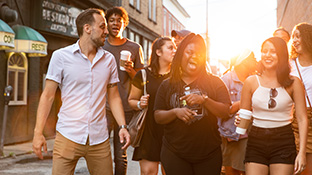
[277, 0, 312, 34]
[122, 0, 163, 36]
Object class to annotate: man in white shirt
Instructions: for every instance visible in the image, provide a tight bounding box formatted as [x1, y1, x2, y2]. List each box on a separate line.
[32, 8, 130, 175]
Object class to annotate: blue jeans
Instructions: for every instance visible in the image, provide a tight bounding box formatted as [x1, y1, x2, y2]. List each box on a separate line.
[106, 109, 134, 175]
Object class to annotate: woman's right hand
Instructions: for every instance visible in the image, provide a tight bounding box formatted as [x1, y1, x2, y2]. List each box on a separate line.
[174, 108, 197, 124]
[139, 94, 150, 109]
[234, 114, 241, 126]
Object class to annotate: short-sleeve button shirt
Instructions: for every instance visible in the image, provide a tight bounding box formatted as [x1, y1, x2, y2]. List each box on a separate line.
[46, 41, 119, 145]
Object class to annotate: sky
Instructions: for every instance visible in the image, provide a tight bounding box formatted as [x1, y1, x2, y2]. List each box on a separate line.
[178, 0, 277, 65]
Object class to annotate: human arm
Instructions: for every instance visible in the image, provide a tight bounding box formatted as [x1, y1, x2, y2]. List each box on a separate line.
[230, 101, 240, 114]
[179, 92, 230, 119]
[32, 80, 58, 159]
[239, 76, 254, 111]
[128, 84, 149, 110]
[154, 82, 196, 124]
[154, 108, 197, 125]
[128, 71, 149, 110]
[292, 77, 308, 174]
[235, 76, 254, 125]
[180, 76, 231, 119]
[107, 84, 130, 149]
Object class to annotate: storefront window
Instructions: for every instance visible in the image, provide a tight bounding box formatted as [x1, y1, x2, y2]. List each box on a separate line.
[7, 52, 28, 105]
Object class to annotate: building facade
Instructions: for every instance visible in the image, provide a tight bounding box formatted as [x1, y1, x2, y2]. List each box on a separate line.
[277, 0, 312, 34]
[0, 0, 162, 145]
[162, 0, 190, 37]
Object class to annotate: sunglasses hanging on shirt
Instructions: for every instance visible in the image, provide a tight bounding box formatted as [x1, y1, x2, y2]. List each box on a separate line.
[268, 88, 278, 109]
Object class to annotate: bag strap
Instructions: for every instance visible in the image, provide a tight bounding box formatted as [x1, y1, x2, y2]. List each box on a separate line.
[141, 69, 147, 95]
[295, 58, 312, 107]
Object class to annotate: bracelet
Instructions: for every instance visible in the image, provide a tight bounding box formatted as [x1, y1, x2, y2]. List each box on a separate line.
[119, 125, 128, 130]
[137, 101, 143, 110]
[202, 94, 209, 103]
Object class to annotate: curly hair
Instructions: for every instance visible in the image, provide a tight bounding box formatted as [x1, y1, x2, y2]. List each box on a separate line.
[290, 22, 312, 59]
[105, 6, 129, 27]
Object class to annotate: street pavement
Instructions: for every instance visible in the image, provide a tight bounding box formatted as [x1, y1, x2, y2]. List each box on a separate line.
[0, 137, 155, 175]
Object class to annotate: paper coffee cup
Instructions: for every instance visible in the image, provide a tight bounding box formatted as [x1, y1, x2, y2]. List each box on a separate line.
[235, 109, 252, 135]
[120, 50, 131, 71]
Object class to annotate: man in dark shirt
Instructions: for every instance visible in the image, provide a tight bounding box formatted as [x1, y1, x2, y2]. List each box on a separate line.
[103, 6, 144, 175]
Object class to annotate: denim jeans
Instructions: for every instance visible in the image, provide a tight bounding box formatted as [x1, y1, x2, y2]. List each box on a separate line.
[106, 109, 134, 175]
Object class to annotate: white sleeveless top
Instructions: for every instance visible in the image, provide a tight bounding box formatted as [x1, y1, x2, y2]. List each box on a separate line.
[251, 75, 293, 128]
[290, 58, 312, 107]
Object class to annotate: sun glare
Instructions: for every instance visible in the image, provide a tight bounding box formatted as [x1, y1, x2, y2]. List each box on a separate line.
[177, 0, 277, 75]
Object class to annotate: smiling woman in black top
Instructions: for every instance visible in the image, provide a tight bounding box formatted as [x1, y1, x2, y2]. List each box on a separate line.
[154, 33, 231, 175]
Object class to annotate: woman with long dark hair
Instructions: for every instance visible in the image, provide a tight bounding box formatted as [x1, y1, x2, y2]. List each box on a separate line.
[237, 37, 308, 175]
[154, 33, 231, 175]
[128, 37, 176, 175]
[289, 22, 312, 175]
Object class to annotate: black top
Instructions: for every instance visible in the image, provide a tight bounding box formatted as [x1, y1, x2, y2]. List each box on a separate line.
[132, 68, 170, 161]
[154, 73, 231, 161]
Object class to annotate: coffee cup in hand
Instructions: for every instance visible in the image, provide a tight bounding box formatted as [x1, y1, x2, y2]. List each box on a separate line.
[120, 50, 131, 71]
[235, 109, 252, 135]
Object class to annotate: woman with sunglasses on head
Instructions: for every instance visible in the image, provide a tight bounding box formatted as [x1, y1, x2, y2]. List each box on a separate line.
[154, 33, 231, 175]
[237, 37, 308, 175]
[128, 37, 176, 175]
[289, 22, 312, 175]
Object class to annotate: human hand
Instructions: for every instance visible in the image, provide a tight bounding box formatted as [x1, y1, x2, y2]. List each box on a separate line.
[294, 151, 306, 174]
[180, 93, 205, 106]
[234, 114, 241, 126]
[32, 132, 47, 159]
[119, 128, 131, 150]
[124, 60, 134, 72]
[174, 108, 196, 124]
[139, 94, 150, 109]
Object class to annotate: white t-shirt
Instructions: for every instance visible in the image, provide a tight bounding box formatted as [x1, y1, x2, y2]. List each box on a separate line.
[46, 41, 119, 145]
[290, 58, 312, 107]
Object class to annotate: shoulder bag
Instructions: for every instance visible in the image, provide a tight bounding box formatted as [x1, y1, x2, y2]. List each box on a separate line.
[129, 69, 148, 148]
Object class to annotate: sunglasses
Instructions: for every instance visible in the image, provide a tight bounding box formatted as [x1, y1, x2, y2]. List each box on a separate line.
[268, 88, 278, 109]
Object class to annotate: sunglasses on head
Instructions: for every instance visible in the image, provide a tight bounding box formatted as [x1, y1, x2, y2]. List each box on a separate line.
[268, 88, 278, 109]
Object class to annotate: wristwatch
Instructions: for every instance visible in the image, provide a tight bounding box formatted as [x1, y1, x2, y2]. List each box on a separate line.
[119, 125, 128, 130]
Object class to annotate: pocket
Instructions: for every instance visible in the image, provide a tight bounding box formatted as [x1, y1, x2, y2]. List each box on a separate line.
[53, 132, 76, 160]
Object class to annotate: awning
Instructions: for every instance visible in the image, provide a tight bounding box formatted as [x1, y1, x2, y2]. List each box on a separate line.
[8, 25, 47, 57]
[0, 19, 15, 50]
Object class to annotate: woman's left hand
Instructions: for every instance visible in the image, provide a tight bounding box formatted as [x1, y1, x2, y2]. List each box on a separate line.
[180, 93, 205, 106]
[139, 94, 150, 109]
[294, 151, 306, 174]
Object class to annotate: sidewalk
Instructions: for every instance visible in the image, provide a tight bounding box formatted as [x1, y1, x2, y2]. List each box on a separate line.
[1, 139, 54, 158]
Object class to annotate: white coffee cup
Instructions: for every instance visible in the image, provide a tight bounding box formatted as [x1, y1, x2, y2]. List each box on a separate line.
[120, 50, 131, 71]
[235, 109, 252, 135]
